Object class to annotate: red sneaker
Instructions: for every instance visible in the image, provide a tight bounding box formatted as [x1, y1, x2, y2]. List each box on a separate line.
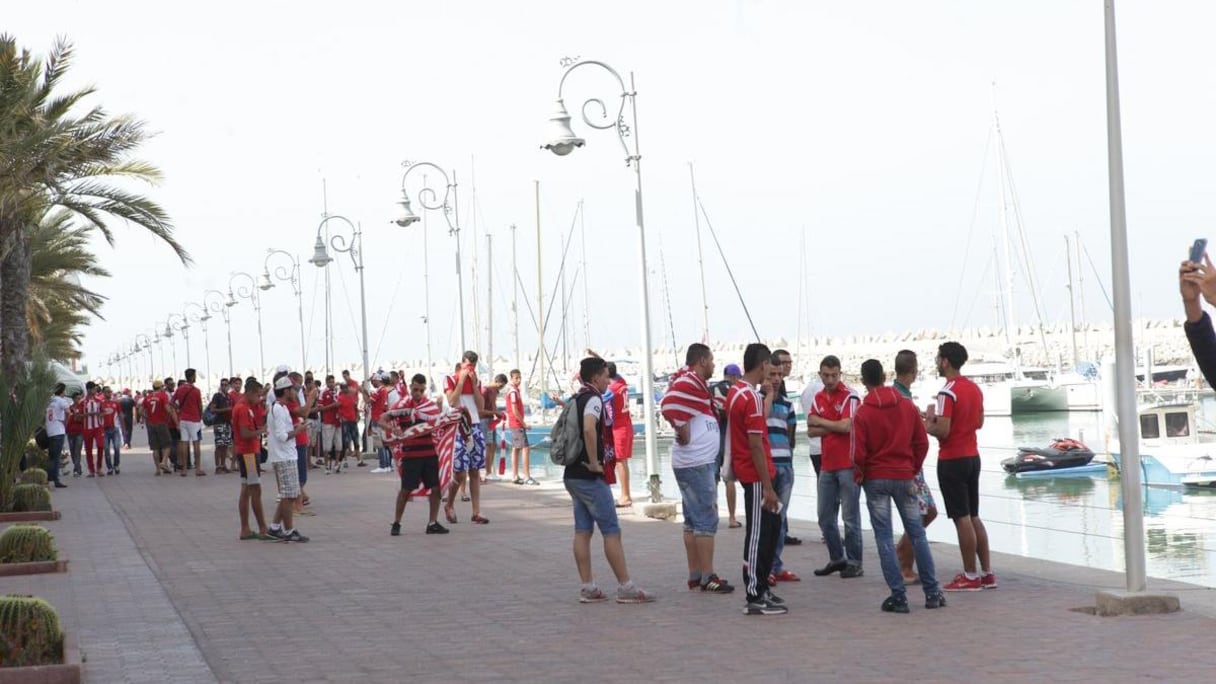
[773, 570, 801, 582]
[943, 573, 983, 592]
[981, 572, 998, 589]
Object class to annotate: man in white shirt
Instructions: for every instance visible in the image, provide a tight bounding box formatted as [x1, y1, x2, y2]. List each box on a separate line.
[266, 377, 310, 543]
[45, 383, 73, 488]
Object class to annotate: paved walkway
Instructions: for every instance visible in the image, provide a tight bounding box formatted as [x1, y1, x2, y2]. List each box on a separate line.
[8, 433, 1216, 683]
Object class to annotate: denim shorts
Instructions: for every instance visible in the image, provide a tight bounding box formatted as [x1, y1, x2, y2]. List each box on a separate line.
[564, 477, 621, 536]
[674, 462, 719, 536]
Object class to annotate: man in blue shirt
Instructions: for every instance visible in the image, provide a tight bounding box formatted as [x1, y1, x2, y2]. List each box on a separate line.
[766, 350, 800, 583]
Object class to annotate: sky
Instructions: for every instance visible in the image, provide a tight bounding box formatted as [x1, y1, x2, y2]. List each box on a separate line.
[10, 1, 1216, 379]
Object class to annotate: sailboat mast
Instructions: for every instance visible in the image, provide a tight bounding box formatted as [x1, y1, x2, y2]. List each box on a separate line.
[992, 84, 1018, 370]
[561, 233, 568, 376]
[581, 201, 590, 351]
[510, 223, 520, 370]
[536, 180, 547, 404]
[486, 232, 493, 379]
[1075, 229, 1088, 356]
[689, 163, 710, 342]
[1064, 234, 1079, 366]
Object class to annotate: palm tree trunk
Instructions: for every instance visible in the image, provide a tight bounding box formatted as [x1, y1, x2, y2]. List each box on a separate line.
[0, 222, 31, 380]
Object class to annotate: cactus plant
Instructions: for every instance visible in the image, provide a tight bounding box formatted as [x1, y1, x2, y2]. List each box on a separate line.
[18, 468, 47, 486]
[9, 484, 51, 513]
[0, 525, 57, 563]
[0, 595, 64, 667]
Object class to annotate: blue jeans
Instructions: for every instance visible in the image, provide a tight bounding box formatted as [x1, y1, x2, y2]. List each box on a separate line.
[673, 462, 718, 536]
[772, 461, 794, 573]
[104, 427, 121, 471]
[818, 467, 863, 567]
[563, 477, 621, 536]
[864, 478, 940, 599]
[68, 434, 83, 474]
[47, 434, 64, 484]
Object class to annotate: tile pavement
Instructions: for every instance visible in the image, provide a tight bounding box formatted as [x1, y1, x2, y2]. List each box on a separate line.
[7, 431, 1216, 683]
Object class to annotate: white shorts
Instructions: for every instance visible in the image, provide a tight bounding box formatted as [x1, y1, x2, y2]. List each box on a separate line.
[179, 421, 204, 443]
[321, 423, 341, 452]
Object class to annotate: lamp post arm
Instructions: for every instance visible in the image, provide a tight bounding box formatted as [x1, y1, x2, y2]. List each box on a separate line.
[400, 162, 458, 234]
[556, 59, 635, 163]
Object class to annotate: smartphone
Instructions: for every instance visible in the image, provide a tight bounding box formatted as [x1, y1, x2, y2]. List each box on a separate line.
[1190, 238, 1207, 264]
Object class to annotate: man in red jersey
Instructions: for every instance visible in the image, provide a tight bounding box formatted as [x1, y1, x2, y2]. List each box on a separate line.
[808, 355, 864, 578]
[382, 373, 450, 536]
[335, 383, 360, 472]
[926, 341, 995, 592]
[233, 378, 270, 540]
[81, 382, 106, 477]
[144, 380, 177, 475]
[729, 343, 786, 616]
[505, 369, 537, 485]
[605, 362, 634, 507]
[172, 368, 206, 477]
[66, 391, 85, 477]
[101, 387, 122, 475]
[364, 373, 392, 473]
[317, 375, 343, 472]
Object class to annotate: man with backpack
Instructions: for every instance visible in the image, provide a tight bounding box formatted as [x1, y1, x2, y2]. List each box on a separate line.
[557, 357, 655, 604]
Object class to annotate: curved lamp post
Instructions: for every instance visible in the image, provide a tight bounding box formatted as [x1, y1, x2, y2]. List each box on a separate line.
[228, 271, 264, 376]
[185, 301, 210, 392]
[261, 249, 307, 373]
[542, 58, 661, 502]
[168, 312, 191, 369]
[135, 333, 154, 384]
[204, 289, 233, 377]
[308, 214, 369, 384]
[395, 161, 466, 354]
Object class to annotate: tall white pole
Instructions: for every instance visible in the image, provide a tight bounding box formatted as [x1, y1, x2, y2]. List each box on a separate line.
[689, 162, 710, 342]
[295, 258, 306, 373]
[992, 85, 1017, 365]
[424, 199, 434, 393]
[452, 172, 467, 355]
[355, 224, 370, 389]
[537, 180, 547, 405]
[1104, 0, 1146, 593]
[627, 72, 660, 501]
[511, 223, 520, 370]
[486, 232, 494, 378]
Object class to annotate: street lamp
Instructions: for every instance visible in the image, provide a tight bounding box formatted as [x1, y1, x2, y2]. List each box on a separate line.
[168, 312, 190, 368]
[309, 214, 369, 385]
[185, 301, 210, 392]
[543, 58, 661, 502]
[135, 333, 154, 384]
[204, 289, 233, 377]
[228, 271, 264, 376]
[395, 160, 466, 354]
[261, 249, 307, 374]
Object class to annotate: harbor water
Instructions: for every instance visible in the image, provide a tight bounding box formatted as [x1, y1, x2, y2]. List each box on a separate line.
[520, 401, 1216, 588]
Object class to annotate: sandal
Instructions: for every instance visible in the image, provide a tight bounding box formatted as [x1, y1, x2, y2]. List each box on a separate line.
[460, 495, 472, 502]
[471, 515, 490, 525]
[616, 501, 633, 508]
[195, 471, 206, 477]
[444, 504, 458, 524]
[728, 520, 742, 529]
[239, 533, 259, 540]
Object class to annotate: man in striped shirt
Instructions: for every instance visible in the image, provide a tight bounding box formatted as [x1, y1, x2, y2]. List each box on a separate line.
[382, 374, 450, 536]
[661, 343, 733, 594]
[82, 382, 106, 477]
[764, 352, 800, 583]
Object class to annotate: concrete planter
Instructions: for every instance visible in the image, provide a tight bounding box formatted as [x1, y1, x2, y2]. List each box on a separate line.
[0, 633, 81, 684]
[0, 512, 60, 523]
[0, 560, 68, 578]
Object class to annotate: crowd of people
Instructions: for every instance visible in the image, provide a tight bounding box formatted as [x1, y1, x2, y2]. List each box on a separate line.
[43, 335, 996, 614]
[562, 340, 996, 615]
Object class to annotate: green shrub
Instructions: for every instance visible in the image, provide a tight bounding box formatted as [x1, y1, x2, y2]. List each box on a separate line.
[0, 525, 56, 563]
[0, 595, 64, 667]
[9, 484, 50, 513]
[18, 469, 47, 486]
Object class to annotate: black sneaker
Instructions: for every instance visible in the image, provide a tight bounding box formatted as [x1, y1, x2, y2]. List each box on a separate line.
[881, 595, 910, 614]
[54, 482, 67, 488]
[390, 522, 401, 537]
[925, 592, 947, 609]
[425, 522, 449, 535]
[813, 560, 847, 576]
[284, 530, 309, 543]
[266, 527, 287, 541]
[840, 565, 864, 579]
[744, 598, 789, 616]
[763, 590, 786, 606]
[784, 536, 803, 546]
[700, 574, 735, 594]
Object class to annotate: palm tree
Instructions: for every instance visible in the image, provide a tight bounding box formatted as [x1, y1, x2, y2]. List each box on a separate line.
[27, 208, 109, 360]
[0, 34, 189, 379]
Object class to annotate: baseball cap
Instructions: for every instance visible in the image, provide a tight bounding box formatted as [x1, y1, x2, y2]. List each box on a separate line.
[724, 364, 742, 377]
[275, 364, 290, 374]
[274, 376, 294, 391]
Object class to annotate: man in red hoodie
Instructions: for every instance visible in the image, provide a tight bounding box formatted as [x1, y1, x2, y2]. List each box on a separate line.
[852, 359, 944, 614]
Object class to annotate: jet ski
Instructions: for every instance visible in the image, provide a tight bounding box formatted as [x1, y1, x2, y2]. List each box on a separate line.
[1001, 438, 1095, 474]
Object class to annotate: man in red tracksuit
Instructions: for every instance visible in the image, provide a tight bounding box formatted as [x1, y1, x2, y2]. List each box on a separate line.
[82, 382, 106, 477]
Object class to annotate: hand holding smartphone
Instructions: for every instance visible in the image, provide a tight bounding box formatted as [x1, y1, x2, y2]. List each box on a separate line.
[1190, 238, 1207, 264]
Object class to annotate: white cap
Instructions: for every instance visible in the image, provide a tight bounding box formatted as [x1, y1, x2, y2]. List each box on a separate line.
[274, 376, 294, 391]
[275, 364, 290, 374]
